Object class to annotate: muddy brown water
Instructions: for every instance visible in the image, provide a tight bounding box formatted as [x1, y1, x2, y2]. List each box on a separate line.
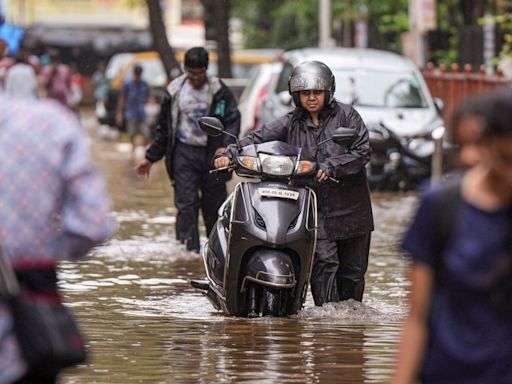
[59, 116, 418, 383]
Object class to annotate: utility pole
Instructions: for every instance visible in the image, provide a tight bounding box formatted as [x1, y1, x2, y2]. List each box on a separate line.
[343, 0, 351, 47]
[319, 0, 335, 48]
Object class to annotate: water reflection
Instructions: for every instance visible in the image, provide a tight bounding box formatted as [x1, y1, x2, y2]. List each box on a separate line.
[59, 116, 417, 383]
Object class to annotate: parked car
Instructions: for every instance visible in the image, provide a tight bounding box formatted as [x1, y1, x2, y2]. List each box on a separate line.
[237, 62, 282, 138]
[258, 47, 445, 189]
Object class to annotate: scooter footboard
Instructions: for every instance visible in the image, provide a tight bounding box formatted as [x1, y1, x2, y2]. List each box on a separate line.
[241, 249, 296, 291]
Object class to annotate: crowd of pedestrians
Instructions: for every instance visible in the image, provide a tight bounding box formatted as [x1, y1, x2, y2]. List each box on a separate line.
[0, 43, 82, 111]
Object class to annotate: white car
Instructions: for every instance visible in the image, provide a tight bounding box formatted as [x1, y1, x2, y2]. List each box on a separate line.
[237, 62, 282, 138]
[259, 47, 444, 139]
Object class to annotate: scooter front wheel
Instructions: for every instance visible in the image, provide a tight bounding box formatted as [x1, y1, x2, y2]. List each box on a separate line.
[260, 287, 289, 317]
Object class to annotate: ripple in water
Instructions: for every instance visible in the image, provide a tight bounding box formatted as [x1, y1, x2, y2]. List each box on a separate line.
[296, 299, 401, 324]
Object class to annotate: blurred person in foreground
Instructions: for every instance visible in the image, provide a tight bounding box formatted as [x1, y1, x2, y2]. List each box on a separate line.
[449, 96, 490, 170]
[4, 49, 38, 99]
[135, 47, 240, 253]
[0, 89, 114, 383]
[393, 91, 512, 384]
[214, 61, 373, 305]
[116, 64, 150, 150]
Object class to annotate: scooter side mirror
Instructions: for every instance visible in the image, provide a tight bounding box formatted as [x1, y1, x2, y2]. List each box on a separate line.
[198, 116, 224, 137]
[331, 127, 356, 146]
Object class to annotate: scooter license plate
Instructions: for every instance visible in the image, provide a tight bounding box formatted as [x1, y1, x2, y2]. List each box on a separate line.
[259, 188, 299, 200]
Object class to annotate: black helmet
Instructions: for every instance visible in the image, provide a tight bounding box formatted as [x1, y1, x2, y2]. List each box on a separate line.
[288, 60, 335, 108]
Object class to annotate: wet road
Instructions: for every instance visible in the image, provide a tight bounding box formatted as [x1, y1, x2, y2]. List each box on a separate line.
[60, 115, 418, 383]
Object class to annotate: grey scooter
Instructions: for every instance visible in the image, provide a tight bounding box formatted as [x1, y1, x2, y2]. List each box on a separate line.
[191, 117, 356, 317]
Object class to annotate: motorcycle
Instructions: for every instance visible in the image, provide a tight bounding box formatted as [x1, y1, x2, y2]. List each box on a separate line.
[191, 117, 356, 317]
[366, 122, 445, 191]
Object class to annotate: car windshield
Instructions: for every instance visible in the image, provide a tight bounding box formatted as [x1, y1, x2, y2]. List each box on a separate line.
[332, 69, 429, 108]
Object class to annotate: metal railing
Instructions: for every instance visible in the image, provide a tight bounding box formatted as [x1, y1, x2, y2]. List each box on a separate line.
[422, 63, 511, 124]
[422, 63, 511, 183]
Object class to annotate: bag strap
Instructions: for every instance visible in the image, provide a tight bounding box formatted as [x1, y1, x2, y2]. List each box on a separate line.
[0, 247, 21, 297]
[431, 178, 463, 286]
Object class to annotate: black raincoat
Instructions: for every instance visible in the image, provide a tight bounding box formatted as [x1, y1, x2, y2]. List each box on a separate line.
[145, 74, 241, 180]
[239, 101, 374, 241]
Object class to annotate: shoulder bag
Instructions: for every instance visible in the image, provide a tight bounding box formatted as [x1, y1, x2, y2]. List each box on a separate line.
[0, 248, 88, 374]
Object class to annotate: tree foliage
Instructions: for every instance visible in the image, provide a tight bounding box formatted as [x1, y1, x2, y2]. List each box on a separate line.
[232, 0, 410, 52]
[233, 0, 503, 68]
[493, 8, 512, 61]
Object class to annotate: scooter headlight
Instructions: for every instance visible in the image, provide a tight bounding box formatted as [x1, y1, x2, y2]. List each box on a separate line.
[259, 154, 296, 176]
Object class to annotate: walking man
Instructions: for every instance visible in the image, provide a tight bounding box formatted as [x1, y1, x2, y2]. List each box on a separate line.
[135, 47, 240, 253]
[116, 64, 150, 149]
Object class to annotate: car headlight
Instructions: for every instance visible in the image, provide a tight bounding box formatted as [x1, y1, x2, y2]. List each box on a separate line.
[431, 126, 445, 140]
[408, 125, 445, 157]
[259, 154, 296, 176]
[408, 138, 435, 157]
[411, 125, 445, 140]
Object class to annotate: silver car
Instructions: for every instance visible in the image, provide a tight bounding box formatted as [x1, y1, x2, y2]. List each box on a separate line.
[238, 62, 282, 138]
[259, 47, 445, 155]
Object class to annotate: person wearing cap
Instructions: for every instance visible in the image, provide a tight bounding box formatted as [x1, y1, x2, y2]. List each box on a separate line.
[214, 60, 373, 305]
[135, 47, 240, 253]
[116, 64, 150, 149]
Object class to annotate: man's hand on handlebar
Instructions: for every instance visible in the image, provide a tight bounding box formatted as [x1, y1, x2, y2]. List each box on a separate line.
[214, 155, 231, 169]
[316, 169, 329, 183]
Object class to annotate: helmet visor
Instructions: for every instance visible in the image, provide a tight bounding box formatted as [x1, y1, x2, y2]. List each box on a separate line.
[289, 72, 331, 93]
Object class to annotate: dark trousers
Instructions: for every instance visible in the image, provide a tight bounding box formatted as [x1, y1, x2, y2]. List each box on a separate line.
[172, 142, 227, 252]
[14, 372, 57, 384]
[310, 219, 371, 306]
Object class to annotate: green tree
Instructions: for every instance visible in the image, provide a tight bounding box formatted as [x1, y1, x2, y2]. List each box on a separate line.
[233, 0, 410, 52]
[233, 0, 502, 68]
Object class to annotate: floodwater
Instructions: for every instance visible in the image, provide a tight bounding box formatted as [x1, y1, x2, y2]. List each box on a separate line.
[60, 115, 419, 384]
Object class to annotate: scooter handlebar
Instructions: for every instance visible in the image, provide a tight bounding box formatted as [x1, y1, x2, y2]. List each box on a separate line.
[209, 164, 236, 174]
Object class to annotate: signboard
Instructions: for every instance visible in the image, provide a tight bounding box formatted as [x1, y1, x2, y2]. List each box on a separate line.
[410, 0, 437, 33]
[0, 23, 23, 54]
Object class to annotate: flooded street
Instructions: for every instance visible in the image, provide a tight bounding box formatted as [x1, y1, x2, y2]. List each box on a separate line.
[60, 114, 419, 383]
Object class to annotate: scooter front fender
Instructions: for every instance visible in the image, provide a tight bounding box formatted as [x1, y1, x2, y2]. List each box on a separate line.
[241, 249, 296, 291]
